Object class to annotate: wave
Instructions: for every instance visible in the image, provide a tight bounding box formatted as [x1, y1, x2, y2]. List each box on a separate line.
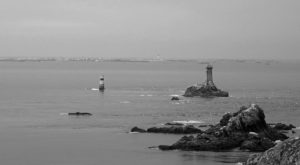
[171, 120, 204, 125]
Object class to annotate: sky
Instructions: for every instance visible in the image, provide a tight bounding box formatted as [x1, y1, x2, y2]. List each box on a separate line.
[0, 0, 299, 59]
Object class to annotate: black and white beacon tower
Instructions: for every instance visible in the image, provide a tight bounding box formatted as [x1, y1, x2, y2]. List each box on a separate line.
[99, 75, 105, 91]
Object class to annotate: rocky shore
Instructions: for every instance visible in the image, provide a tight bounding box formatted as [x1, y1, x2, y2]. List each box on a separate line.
[157, 104, 289, 151]
[131, 104, 296, 153]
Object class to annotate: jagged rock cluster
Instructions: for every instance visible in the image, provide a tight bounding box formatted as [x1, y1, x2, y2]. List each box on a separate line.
[157, 104, 288, 151]
[131, 103, 298, 164]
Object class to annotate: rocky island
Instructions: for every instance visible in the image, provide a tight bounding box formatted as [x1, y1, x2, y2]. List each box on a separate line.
[183, 64, 229, 97]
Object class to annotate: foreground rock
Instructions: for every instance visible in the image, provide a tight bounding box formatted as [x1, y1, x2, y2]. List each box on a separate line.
[158, 104, 288, 151]
[131, 125, 202, 134]
[245, 137, 300, 165]
[183, 83, 229, 97]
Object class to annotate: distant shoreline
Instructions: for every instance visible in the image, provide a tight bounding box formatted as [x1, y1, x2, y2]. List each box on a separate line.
[0, 57, 289, 64]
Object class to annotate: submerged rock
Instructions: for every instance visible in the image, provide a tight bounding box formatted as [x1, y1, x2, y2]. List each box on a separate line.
[245, 137, 300, 165]
[158, 104, 288, 152]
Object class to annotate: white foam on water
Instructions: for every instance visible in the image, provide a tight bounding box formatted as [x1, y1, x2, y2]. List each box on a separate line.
[91, 88, 99, 91]
[139, 94, 145, 97]
[172, 120, 204, 125]
[170, 94, 180, 97]
[147, 94, 153, 97]
[128, 132, 139, 134]
[148, 146, 159, 150]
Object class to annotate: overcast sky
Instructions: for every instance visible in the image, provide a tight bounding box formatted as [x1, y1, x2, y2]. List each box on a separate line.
[0, 0, 299, 59]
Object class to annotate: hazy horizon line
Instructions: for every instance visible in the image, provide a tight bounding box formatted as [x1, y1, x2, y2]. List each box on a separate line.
[1, 56, 299, 62]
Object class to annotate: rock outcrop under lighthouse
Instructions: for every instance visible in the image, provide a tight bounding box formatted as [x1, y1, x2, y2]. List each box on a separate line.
[183, 64, 229, 97]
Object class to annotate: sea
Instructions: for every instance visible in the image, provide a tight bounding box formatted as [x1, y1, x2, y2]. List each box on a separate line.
[0, 59, 299, 165]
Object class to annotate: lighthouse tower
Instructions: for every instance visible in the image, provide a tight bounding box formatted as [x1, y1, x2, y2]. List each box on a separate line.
[99, 75, 105, 91]
[206, 64, 213, 84]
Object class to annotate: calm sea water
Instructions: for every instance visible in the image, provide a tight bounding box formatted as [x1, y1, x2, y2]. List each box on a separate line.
[0, 60, 300, 165]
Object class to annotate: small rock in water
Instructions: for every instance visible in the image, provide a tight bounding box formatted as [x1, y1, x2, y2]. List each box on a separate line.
[68, 112, 92, 116]
[131, 127, 147, 133]
[171, 96, 180, 101]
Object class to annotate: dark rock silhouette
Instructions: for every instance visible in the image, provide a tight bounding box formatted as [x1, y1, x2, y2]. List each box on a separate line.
[164, 122, 184, 126]
[68, 112, 92, 116]
[171, 96, 180, 101]
[240, 134, 275, 152]
[131, 126, 147, 133]
[245, 137, 300, 165]
[158, 104, 288, 151]
[130, 125, 203, 134]
[147, 125, 203, 134]
[272, 123, 296, 130]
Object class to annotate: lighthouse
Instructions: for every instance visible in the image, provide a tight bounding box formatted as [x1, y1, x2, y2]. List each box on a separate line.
[206, 64, 213, 84]
[99, 75, 105, 91]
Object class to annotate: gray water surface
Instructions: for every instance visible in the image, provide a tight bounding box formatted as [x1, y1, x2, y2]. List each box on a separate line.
[0, 60, 299, 165]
